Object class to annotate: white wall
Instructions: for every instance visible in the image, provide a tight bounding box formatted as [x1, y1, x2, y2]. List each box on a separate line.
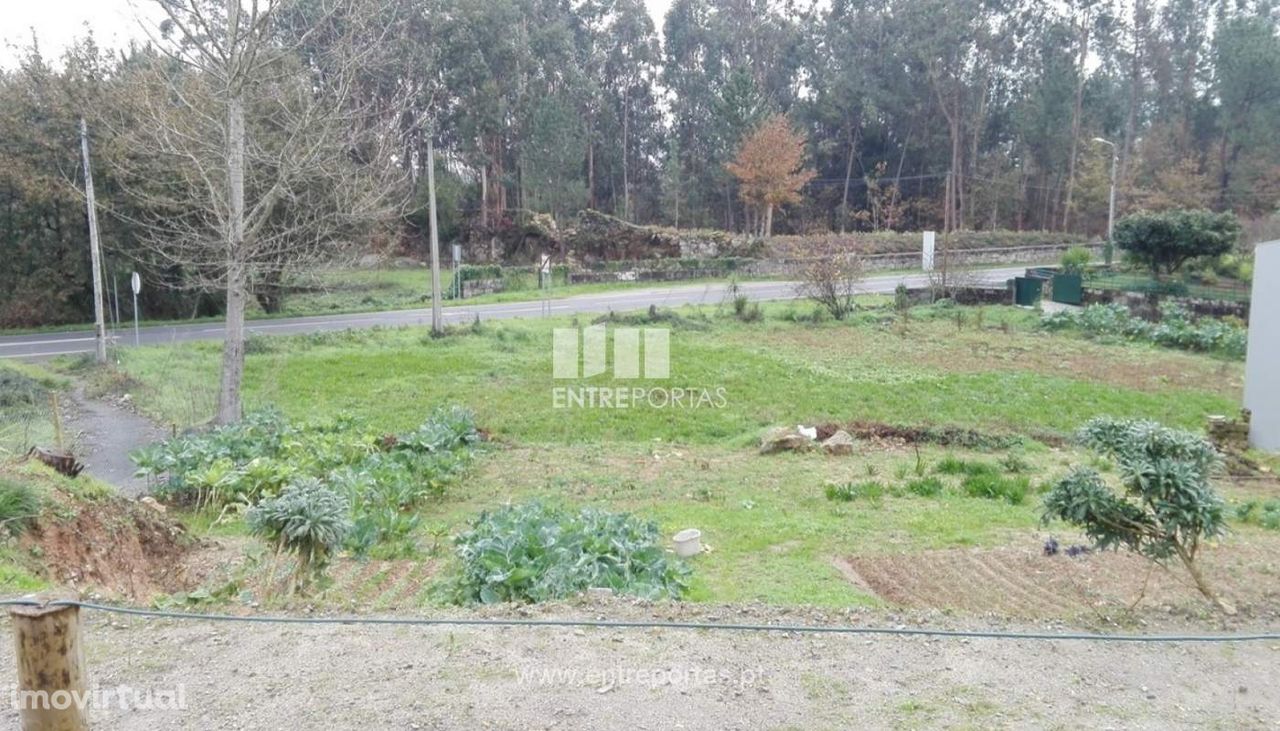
[1245, 241, 1280, 451]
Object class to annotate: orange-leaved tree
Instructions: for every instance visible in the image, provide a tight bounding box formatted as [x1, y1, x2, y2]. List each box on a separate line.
[726, 114, 816, 237]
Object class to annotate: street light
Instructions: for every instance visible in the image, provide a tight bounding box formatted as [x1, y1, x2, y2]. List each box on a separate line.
[1092, 137, 1118, 267]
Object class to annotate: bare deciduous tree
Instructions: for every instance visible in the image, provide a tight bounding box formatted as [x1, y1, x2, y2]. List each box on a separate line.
[112, 0, 411, 423]
[797, 252, 865, 320]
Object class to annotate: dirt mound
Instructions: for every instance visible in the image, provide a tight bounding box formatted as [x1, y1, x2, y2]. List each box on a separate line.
[813, 420, 1063, 449]
[843, 540, 1280, 619]
[15, 474, 198, 600]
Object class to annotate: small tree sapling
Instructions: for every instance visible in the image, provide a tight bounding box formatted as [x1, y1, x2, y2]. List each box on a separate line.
[1043, 418, 1235, 613]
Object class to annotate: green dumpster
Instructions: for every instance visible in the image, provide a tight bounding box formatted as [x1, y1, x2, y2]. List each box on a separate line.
[1051, 273, 1084, 305]
[1013, 277, 1043, 306]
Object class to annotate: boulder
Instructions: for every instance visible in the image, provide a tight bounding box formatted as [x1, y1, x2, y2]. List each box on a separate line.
[821, 430, 856, 456]
[759, 427, 811, 455]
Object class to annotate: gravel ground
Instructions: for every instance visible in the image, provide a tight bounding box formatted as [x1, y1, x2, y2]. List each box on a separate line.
[2, 602, 1277, 730]
[64, 387, 166, 497]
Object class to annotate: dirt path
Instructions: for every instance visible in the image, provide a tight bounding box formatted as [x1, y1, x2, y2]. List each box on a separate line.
[0, 606, 1275, 729]
[64, 387, 166, 496]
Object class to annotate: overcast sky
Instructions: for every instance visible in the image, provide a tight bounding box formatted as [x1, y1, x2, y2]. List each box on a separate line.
[1, 0, 676, 68]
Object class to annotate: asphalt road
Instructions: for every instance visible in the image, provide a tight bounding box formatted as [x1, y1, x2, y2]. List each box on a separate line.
[0, 266, 1031, 360]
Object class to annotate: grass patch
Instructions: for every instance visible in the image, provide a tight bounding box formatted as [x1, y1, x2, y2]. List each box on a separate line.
[960, 473, 1031, 504]
[100, 304, 1239, 443]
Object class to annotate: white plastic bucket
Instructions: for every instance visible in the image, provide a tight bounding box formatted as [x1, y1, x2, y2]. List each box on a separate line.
[673, 528, 702, 558]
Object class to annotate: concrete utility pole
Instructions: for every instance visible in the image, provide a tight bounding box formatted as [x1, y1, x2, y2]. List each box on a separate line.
[79, 118, 108, 364]
[427, 135, 443, 334]
[1093, 137, 1118, 266]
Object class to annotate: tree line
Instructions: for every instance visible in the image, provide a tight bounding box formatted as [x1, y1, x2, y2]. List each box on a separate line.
[3, 0, 1279, 329]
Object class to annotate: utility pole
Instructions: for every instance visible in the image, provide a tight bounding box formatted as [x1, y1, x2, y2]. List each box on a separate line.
[79, 118, 108, 364]
[427, 135, 443, 334]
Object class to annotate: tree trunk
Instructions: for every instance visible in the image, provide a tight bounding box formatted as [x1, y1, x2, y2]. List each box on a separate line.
[839, 122, 857, 234]
[1177, 546, 1237, 615]
[1062, 20, 1089, 232]
[1119, 0, 1148, 211]
[587, 129, 596, 210]
[622, 101, 631, 221]
[218, 91, 247, 426]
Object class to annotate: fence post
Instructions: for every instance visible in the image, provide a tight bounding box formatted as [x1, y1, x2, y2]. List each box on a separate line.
[8, 602, 89, 731]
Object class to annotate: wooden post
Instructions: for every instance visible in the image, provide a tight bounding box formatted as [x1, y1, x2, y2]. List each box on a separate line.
[8, 603, 89, 731]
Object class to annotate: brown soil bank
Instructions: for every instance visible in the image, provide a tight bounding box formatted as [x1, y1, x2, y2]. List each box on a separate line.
[4, 462, 197, 601]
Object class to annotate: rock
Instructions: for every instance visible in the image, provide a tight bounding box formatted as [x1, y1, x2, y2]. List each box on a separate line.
[821, 430, 856, 456]
[759, 427, 811, 455]
[356, 253, 385, 268]
[139, 496, 167, 514]
[797, 425, 818, 440]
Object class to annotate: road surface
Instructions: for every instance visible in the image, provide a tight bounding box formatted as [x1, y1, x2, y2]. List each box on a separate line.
[0, 267, 1030, 360]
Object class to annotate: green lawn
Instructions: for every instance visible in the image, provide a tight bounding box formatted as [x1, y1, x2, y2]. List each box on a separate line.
[70, 300, 1249, 609]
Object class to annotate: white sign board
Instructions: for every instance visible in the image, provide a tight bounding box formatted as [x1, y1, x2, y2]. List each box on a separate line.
[922, 231, 936, 272]
[451, 244, 462, 263]
[130, 272, 141, 295]
[540, 254, 552, 275]
[1245, 241, 1280, 451]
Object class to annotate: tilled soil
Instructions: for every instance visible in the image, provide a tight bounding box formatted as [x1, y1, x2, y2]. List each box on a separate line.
[1, 601, 1277, 729]
[846, 537, 1280, 621]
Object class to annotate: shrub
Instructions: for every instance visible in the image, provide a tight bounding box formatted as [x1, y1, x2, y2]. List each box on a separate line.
[248, 478, 352, 591]
[1113, 209, 1240, 278]
[961, 473, 1029, 504]
[905, 476, 945, 497]
[825, 480, 888, 502]
[0, 479, 40, 536]
[1044, 418, 1232, 612]
[1040, 303, 1247, 358]
[1235, 499, 1280, 531]
[798, 254, 865, 320]
[449, 502, 689, 604]
[1060, 246, 1092, 274]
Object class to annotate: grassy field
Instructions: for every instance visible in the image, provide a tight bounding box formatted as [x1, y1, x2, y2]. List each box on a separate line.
[64, 299, 1256, 611]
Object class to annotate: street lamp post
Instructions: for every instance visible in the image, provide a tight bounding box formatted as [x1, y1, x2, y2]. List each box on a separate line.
[1092, 137, 1118, 267]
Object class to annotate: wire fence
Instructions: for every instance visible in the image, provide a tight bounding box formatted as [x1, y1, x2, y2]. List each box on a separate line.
[2, 598, 1279, 644]
[1084, 272, 1252, 304]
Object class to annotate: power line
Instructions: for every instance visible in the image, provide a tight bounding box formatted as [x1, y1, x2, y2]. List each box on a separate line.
[3, 599, 1278, 644]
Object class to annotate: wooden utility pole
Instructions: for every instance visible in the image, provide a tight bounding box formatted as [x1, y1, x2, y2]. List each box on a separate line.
[427, 136, 443, 334]
[8, 602, 89, 731]
[79, 119, 108, 365]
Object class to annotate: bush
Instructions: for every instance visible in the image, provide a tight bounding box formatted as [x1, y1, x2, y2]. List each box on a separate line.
[248, 478, 352, 591]
[1235, 499, 1280, 531]
[0, 479, 40, 536]
[1044, 418, 1232, 612]
[961, 474, 1029, 504]
[934, 456, 1000, 477]
[1060, 246, 1092, 274]
[1113, 209, 1240, 277]
[133, 406, 480, 555]
[449, 502, 690, 604]
[798, 254, 864, 320]
[1040, 303, 1247, 358]
[905, 476, 945, 497]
